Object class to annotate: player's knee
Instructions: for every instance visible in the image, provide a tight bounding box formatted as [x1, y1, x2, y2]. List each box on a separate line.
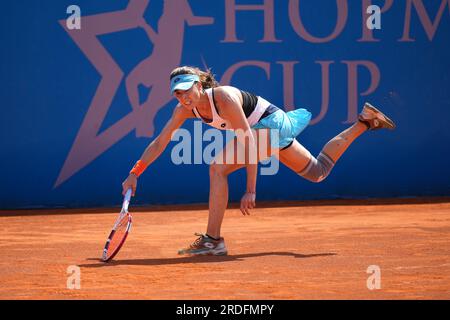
[302, 169, 328, 183]
[298, 153, 335, 183]
[305, 173, 327, 183]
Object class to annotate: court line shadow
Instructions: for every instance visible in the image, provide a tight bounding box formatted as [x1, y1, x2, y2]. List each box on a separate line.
[79, 251, 337, 268]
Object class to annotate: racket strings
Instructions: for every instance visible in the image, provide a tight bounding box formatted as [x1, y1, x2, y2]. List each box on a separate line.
[106, 214, 129, 256]
[102, 189, 133, 262]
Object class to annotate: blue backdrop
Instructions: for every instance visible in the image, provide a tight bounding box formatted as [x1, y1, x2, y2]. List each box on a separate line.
[1, 0, 449, 209]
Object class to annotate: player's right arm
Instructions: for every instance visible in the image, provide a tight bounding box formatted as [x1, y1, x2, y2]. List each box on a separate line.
[122, 104, 193, 195]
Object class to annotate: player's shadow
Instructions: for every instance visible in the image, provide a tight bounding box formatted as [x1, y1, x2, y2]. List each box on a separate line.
[80, 251, 336, 268]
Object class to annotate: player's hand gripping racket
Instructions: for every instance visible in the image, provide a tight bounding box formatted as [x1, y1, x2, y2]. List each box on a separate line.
[101, 188, 132, 262]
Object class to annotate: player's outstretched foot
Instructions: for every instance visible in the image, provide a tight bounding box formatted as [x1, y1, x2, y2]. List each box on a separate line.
[178, 233, 228, 256]
[358, 102, 396, 130]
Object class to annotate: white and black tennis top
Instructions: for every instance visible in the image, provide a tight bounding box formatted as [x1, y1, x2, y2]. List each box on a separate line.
[192, 88, 279, 130]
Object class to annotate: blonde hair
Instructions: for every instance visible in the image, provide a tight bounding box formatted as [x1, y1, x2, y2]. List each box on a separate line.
[170, 66, 219, 89]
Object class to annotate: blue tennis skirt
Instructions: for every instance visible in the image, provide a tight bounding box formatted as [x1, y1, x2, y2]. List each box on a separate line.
[252, 107, 312, 149]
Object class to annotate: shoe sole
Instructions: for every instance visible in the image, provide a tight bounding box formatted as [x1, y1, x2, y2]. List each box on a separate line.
[178, 249, 228, 256]
[364, 103, 396, 130]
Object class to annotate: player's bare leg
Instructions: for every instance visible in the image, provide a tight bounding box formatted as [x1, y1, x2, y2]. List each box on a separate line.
[178, 130, 273, 256]
[207, 129, 274, 238]
[279, 102, 395, 181]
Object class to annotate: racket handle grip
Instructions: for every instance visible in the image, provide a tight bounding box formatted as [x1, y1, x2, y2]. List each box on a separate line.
[123, 188, 132, 211]
[124, 188, 132, 199]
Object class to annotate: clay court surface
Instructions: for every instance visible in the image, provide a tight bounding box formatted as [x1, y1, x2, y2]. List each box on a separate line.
[1, 198, 449, 300]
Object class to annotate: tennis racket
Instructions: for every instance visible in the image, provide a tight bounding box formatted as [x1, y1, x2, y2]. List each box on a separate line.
[101, 188, 133, 262]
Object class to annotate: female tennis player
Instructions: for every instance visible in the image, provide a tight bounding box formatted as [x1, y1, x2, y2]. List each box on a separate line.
[122, 66, 395, 256]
